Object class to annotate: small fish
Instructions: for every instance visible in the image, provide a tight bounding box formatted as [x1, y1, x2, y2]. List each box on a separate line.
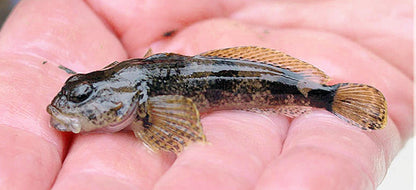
[46, 46, 387, 153]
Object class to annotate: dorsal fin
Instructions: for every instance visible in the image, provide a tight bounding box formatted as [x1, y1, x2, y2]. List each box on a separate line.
[199, 46, 330, 84]
[143, 48, 153, 58]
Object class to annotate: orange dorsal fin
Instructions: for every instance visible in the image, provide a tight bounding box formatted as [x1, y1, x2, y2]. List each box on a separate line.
[199, 46, 330, 84]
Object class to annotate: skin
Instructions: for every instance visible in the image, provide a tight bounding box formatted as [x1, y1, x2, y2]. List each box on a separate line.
[0, 0, 412, 189]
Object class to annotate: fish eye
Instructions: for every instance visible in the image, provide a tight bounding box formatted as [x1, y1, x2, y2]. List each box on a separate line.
[68, 82, 93, 103]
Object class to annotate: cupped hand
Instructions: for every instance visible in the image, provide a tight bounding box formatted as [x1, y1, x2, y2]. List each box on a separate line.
[0, 0, 412, 189]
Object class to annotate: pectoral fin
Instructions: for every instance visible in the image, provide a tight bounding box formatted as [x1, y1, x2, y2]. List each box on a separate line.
[132, 95, 206, 153]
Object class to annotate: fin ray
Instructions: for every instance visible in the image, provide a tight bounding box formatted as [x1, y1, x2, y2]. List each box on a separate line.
[199, 46, 330, 84]
[133, 95, 206, 153]
[331, 83, 387, 130]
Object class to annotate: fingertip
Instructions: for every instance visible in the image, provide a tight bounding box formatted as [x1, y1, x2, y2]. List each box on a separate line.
[153, 111, 289, 189]
[53, 133, 174, 189]
[255, 110, 402, 189]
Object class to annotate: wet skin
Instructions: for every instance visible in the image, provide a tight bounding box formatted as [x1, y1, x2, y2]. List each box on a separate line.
[0, 0, 412, 189]
[47, 46, 387, 153]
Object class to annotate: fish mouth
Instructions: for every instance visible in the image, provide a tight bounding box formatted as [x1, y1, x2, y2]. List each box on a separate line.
[47, 103, 138, 134]
[47, 104, 82, 133]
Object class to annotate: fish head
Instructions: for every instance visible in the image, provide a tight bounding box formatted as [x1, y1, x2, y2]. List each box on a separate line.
[47, 71, 140, 133]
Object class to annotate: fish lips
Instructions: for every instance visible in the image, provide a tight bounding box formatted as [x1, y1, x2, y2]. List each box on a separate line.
[47, 104, 82, 133]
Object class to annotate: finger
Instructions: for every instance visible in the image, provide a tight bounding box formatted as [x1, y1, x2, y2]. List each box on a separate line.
[255, 111, 401, 189]
[85, 0, 249, 56]
[231, 0, 413, 78]
[154, 111, 289, 190]
[0, 125, 62, 189]
[0, 0, 125, 188]
[0, 1, 126, 72]
[52, 133, 174, 190]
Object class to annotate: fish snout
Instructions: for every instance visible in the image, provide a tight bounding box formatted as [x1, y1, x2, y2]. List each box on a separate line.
[50, 118, 71, 132]
[47, 104, 81, 133]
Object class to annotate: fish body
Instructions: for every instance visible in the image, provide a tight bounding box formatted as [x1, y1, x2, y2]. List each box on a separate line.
[47, 47, 387, 153]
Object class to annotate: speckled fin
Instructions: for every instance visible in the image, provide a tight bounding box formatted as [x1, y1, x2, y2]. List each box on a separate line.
[331, 83, 387, 130]
[276, 106, 312, 118]
[199, 46, 330, 84]
[248, 106, 312, 118]
[133, 95, 206, 154]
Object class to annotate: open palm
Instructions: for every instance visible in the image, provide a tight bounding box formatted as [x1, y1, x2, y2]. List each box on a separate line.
[0, 0, 412, 189]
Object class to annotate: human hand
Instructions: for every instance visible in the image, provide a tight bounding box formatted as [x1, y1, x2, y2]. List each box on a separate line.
[0, 0, 412, 189]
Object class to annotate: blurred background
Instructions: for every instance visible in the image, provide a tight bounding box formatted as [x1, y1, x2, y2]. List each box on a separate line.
[0, 0, 18, 28]
[0, 0, 413, 189]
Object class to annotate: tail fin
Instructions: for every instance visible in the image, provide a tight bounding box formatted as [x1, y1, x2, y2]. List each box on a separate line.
[331, 83, 387, 130]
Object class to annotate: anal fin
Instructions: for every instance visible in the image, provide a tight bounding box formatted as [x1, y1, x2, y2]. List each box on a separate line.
[132, 95, 206, 154]
[247, 106, 312, 118]
[275, 106, 312, 118]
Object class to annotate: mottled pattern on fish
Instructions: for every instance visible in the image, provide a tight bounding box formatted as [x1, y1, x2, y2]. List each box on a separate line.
[47, 46, 387, 153]
[140, 53, 332, 112]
